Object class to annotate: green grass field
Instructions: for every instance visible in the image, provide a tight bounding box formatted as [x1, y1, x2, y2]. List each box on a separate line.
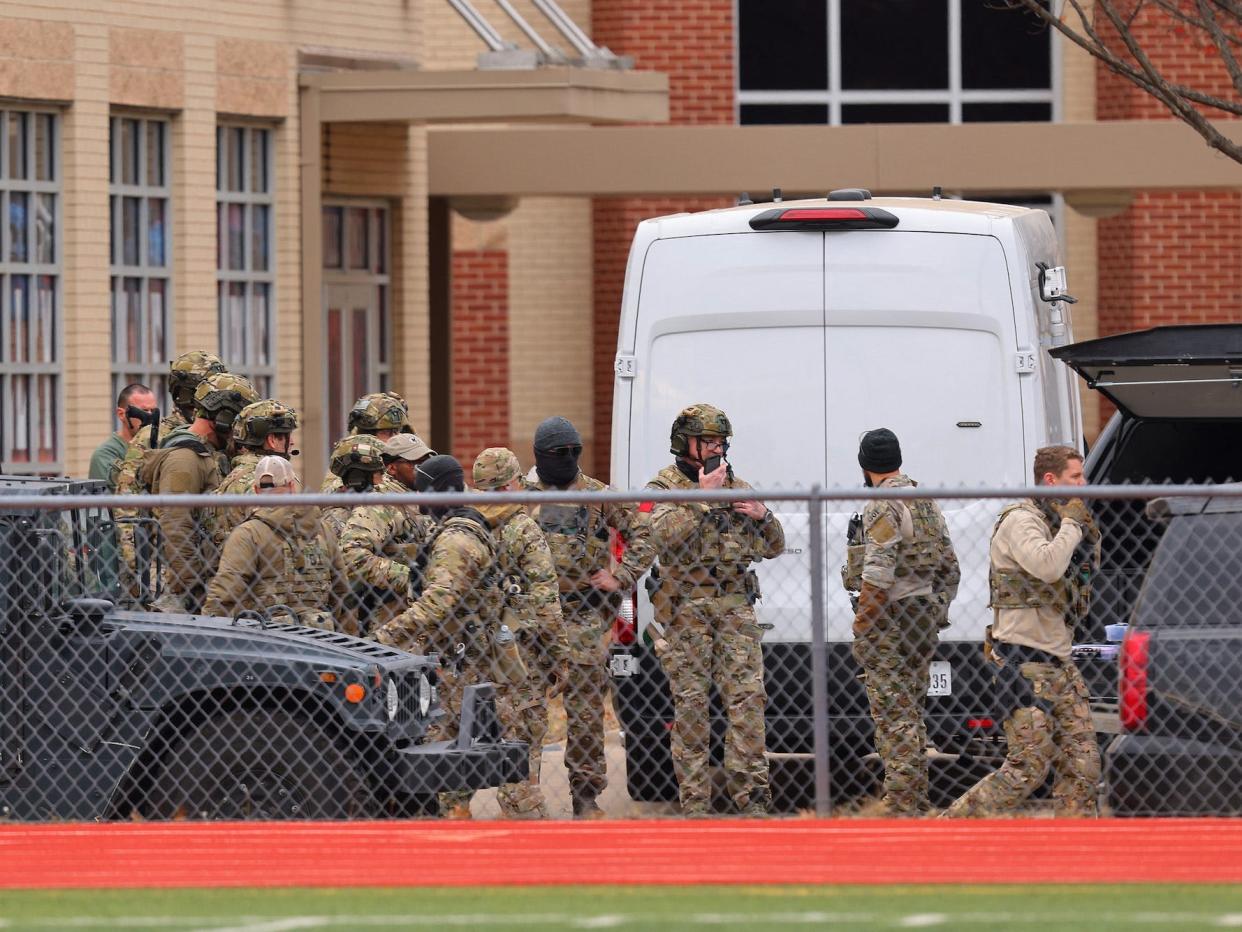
[1, 885, 1241, 931]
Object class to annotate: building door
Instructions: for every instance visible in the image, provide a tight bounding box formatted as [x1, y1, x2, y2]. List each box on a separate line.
[322, 202, 390, 445]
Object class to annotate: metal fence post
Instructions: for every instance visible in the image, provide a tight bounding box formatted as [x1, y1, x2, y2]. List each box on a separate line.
[807, 487, 832, 816]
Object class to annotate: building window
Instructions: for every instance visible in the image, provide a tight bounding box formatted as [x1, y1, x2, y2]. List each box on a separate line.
[738, 0, 1054, 125]
[217, 124, 275, 397]
[0, 109, 60, 473]
[109, 115, 172, 407]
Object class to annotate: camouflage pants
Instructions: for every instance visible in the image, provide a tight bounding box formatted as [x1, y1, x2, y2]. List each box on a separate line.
[561, 597, 613, 799]
[944, 658, 1100, 818]
[495, 634, 554, 819]
[659, 596, 769, 816]
[851, 596, 940, 815]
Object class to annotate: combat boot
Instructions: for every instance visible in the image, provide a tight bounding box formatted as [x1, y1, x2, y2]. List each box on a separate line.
[571, 787, 604, 819]
[737, 787, 772, 818]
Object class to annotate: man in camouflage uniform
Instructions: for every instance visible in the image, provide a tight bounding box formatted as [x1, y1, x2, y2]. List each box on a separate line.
[944, 445, 1101, 818]
[524, 415, 654, 818]
[645, 404, 785, 817]
[474, 447, 567, 819]
[138, 372, 259, 613]
[848, 428, 961, 817]
[213, 400, 298, 547]
[373, 454, 508, 817]
[321, 392, 422, 495]
[339, 433, 436, 635]
[203, 456, 350, 630]
[111, 352, 227, 597]
[322, 435, 387, 540]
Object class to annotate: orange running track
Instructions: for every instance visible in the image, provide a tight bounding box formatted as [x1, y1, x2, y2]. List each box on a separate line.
[2, 819, 1241, 889]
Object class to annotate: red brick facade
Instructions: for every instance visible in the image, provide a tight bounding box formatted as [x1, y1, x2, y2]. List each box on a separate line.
[451, 249, 510, 470]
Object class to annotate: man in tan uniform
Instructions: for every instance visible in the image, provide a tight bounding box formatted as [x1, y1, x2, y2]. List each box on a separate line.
[139, 372, 259, 613]
[203, 456, 350, 630]
[944, 444, 1101, 818]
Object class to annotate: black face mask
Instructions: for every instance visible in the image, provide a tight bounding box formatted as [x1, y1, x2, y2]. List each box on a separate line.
[535, 448, 580, 487]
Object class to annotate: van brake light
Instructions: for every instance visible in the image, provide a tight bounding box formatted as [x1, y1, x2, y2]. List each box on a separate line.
[1119, 630, 1150, 732]
[749, 206, 899, 231]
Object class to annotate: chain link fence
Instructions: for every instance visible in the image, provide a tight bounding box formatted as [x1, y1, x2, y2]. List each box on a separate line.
[1, 478, 1237, 821]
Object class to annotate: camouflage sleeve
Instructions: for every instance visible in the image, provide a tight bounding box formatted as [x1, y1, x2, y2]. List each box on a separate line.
[398, 529, 489, 651]
[604, 498, 656, 589]
[339, 505, 411, 595]
[860, 500, 902, 591]
[732, 479, 785, 560]
[322, 526, 351, 619]
[934, 504, 961, 604]
[649, 501, 706, 561]
[154, 449, 211, 597]
[202, 522, 263, 617]
[515, 514, 567, 662]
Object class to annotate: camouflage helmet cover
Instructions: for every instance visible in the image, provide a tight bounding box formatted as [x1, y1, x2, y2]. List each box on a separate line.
[168, 351, 227, 409]
[330, 434, 387, 478]
[232, 399, 298, 449]
[347, 392, 410, 434]
[473, 447, 522, 490]
[193, 372, 260, 432]
[670, 403, 732, 456]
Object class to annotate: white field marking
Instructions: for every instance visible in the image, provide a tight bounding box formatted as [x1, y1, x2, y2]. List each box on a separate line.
[1215, 916, 1242, 927]
[570, 918, 626, 929]
[190, 920, 328, 932]
[898, 915, 948, 928]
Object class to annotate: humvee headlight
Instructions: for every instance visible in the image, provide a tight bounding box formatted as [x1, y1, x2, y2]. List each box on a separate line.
[418, 673, 432, 716]
[385, 679, 399, 721]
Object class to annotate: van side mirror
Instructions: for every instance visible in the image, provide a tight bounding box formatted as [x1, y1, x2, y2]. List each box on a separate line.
[1037, 262, 1078, 305]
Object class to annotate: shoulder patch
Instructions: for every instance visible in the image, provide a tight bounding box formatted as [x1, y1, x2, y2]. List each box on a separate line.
[866, 513, 899, 544]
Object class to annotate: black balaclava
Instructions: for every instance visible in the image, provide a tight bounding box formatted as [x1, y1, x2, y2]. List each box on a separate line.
[534, 415, 582, 488]
[414, 454, 466, 521]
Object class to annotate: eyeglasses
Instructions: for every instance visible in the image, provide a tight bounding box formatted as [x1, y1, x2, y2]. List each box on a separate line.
[698, 436, 727, 450]
[549, 445, 583, 457]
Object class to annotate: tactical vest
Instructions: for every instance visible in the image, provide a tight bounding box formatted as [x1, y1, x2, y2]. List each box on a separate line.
[647, 466, 754, 587]
[840, 477, 949, 592]
[248, 514, 335, 629]
[987, 502, 1093, 622]
[419, 508, 503, 656]
[533, 498, 610, 580]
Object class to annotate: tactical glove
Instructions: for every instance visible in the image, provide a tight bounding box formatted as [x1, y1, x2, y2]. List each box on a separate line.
[1051, 497, 1091, 526]
[852, 582, 887, 638]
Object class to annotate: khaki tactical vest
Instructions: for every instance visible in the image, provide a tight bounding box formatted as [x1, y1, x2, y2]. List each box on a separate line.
[249, 514, 335, 630]
[648, 465, 756, 589]
[533, 501, 610, 584]
[987, 501, 1096, 624]
[841, 476, 951, 592]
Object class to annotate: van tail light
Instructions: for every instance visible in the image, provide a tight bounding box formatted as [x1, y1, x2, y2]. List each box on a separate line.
[749, 206, 899, 231]
[612, 592, 637, 646]
[1119, 631, 1151, 732]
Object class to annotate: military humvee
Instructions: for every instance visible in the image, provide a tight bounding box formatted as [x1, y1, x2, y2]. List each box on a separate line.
[0, 477, 525, 820]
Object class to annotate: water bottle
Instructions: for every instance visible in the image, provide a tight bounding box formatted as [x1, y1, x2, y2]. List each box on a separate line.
[492, 623, 527, 685]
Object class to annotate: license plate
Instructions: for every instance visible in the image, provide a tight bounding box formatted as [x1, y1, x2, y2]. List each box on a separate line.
[609, 652, 640, 678]
[927, 661, 951, 697]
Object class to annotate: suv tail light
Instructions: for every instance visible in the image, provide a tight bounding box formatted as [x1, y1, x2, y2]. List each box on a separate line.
[1120, 630, 1151, 732]
[749, 206, 899, 231]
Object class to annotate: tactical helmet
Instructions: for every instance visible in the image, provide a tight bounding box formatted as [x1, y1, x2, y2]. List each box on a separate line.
[330, 435, 387, 478]
[232, 399, 298, 450]
[193, 372, 260, 435]
[670, 403, 733, 457]
[347, 392, 410, 434]
[169, 351, 227, 414]
[473, 447, 522, 490]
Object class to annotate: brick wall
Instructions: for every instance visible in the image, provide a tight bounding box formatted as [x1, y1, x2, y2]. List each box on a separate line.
[452, 249, 510, 471]
[1094, 3, 1242, 430]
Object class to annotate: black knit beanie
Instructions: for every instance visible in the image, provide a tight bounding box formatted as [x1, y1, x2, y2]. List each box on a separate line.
[858, 428, 902, 473]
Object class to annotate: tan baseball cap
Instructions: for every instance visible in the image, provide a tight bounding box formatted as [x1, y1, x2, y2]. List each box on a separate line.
[383, 433, 434, 462]
[255, 455, 297, 491]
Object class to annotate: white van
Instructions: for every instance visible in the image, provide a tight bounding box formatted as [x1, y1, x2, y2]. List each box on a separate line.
[608, 190, 1083, 806]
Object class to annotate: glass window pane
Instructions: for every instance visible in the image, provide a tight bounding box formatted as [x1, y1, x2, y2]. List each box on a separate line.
[215, 125, 225, 191]
[377, 285, 388, 365]
[8, 191, 28, 262]
[842, 0, 948, 90]
[148, 279, 166, 364]
[351, 306, 369, 399]
[962, 0, 1051, 90]
[121, 119, 139, 186]
[327, 306, 342, 434]
[10, 375, 30, 462]
[124, 277, 142, 363]
[374, 209, 386, 274]
[228, 127, 245, 193]
[122, 197, 140, 266]
[323, 207, 342, 269]
[7, 112, 27, 180]
[254, 282, 271, 366]
[35, 193, 54, 264]
[146, 121, 164, 187]
[251, 204, 269, 271]
[738, 0, 828, 91]
[962, 102, 1052, 122]
[228, 281, 246, 362]
[228, 203, 245, 270]
[9, 275, 29, 363]
[841, 103, 950, 123]
[35, 276, 55, 364]
[35, 114, 54, 181]
[347, 208, 368, 269]
[250, 129, 269, 193]
[36, 374, 55, 463]
[740, 103, 829, 125]
[148, 199, 166, 266]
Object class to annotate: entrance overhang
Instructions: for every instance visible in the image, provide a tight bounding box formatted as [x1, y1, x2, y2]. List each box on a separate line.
[426, 120, 1242, 197]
